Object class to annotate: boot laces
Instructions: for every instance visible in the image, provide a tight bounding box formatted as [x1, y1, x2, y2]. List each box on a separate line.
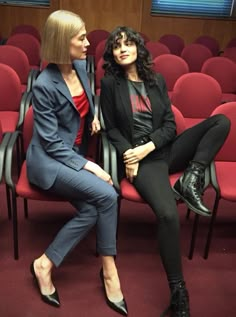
[170, 283, 190, 317]
[160, 283, 190, 317]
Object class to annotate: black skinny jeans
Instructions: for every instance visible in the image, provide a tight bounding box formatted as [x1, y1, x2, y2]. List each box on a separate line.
[132, 114, 230, 283]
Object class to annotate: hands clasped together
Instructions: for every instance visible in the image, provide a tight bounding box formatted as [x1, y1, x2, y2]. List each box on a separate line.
[123, 142, 155, 183]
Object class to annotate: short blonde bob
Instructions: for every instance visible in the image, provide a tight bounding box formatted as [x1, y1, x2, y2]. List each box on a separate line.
[41, 10, 84, 64]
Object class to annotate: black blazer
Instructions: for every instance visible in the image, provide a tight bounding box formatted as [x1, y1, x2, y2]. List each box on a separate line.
[100, 73, 176, 160]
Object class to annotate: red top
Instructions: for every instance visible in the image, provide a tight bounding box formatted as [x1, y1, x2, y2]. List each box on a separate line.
[73, 91, 89, 145]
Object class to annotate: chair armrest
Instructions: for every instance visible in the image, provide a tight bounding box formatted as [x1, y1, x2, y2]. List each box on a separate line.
[209, 161, 220, 196]
[0, 132, 12, 182]
[87, 55, 95, 73]
[87, 72, 95, 97]
[27, 68, 40, 92]
[109, 141, 120, 192]
[16, 91, 32, 130]
[4, 131, 22, 190]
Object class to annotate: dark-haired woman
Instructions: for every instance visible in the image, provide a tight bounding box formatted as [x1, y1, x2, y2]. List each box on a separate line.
[100, 26, 230, 317]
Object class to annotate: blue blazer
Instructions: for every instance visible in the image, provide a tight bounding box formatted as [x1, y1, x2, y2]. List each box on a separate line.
[26, 61, 95, 190]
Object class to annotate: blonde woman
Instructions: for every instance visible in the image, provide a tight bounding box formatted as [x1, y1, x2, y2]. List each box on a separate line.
[27, 11, 127, 316]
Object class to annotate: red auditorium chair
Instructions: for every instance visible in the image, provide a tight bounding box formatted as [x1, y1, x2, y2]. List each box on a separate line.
[0, 45, 39, 93]
[95, 57, 105, 96]
[181, 43, 213, 72]
[194, 35, 220, 56]
[203, 101, 236, 259]
[171, 72, 222, 128]
[225, 37, 236, 48]
[159, 34, 185, 56]
[11, 24, 41, 43]
[4, 106, 108, 259]
[201, 57, 236, 103]
[222, 47, 236, 63]
[6, 33, 41, 69]
[153, 54, 189, 98]
[0, 63, 30, 134]
[145, 41, 170, 59]
[94, 39, 106, 69]
[138, 32, 150, 43]
[87, 29, 110, 56]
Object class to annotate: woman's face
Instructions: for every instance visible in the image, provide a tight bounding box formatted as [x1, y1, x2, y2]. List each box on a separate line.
[112, 32, 137, 67]
[69, 25, 90, 61]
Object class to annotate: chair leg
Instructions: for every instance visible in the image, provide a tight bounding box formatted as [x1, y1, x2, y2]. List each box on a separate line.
[188, 213, 200, 260]
[203, 197, 220, 259]
[11, 190, 19, 260]
[186, 208, 191, 220]
[116, 197, 121, 240]
[24, 198, 28, 218]
[6, 184, 12, 220]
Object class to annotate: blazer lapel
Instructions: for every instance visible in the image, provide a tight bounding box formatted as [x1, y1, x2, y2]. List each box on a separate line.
[51, 64, 75, 108]
[118, 77, 133, 124]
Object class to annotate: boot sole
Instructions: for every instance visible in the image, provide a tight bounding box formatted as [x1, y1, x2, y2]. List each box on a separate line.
[173, 188, 212, 217]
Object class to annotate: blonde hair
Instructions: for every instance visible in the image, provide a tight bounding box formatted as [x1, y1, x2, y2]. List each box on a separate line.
[41, 10, 84, 64]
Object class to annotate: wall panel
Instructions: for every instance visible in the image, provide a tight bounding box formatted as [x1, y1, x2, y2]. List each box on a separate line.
[141, 1, 236, 50]
[0, 0, 235, 50]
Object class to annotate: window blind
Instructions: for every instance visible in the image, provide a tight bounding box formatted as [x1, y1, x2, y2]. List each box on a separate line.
[0, 0, 49, 6]
[151, 0, 234, 18]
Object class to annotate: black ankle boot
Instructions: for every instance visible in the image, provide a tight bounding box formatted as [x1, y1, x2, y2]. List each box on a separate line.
[173, 162, 211, 217]
[161, 282, 190, 317]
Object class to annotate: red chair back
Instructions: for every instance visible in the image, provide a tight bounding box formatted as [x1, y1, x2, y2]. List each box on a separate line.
[87, 29, 110, 56]
[94, 39, 106, 68]
[95, 58, 105, 95]
[181, 43, 212, 72]
[153, 54, 189, 91]
[7, 33, 41, 68]
[0, 63, 22, 112]
[226, 37, 236, 48]
[11, 24, 41, 43]
[159, 34, 185, 56]
[194, 35, 220, 56]
[222, 47, 236, 63]
[0, 45, 30, 91]
[138, 32, 150, 44]
[172, 72, 222, 128]
[211, 102, 236, 161]
[201, 57, 236, 94]
[146, 41, 170, 59]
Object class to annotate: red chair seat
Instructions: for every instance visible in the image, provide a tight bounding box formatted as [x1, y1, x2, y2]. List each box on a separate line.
[214, 161, 236, 201]
[120, 172, 182, 203]
[0, 112, 19, 132]
[16, 161, 65, 201]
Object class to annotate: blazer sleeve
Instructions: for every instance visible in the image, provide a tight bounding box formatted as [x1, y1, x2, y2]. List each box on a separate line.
[149, 74, 176, 149]
[32, 81, 88, 171]
[100, 77, 133, 156]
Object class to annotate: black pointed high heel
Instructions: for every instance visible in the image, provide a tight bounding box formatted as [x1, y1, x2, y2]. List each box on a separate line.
[100, 268, 128, 316]
[30, 261, 60, 308]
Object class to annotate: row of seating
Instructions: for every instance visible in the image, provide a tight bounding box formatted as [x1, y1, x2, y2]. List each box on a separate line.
[85, 28, 236, 58]
[93, 55, 236, 105]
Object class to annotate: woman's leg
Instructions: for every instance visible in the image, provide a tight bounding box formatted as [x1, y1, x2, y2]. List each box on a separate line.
[45, 166, 118, 266]
[133, 159, 183, 283]
[33, 165, 118, 298]
[133, 159, 190, 315]
[169, 114, 230, 216]
[168, 114, 230, 172]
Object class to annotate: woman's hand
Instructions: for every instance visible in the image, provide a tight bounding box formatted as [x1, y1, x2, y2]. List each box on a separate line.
[84, 161, 113, 185]
[123, 142, 155, 164]
[91, 115, 101, 135]
[125, 162, 139, 183]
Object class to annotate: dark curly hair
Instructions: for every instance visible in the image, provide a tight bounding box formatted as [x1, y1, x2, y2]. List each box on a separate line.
[103, 26, 157, 86]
